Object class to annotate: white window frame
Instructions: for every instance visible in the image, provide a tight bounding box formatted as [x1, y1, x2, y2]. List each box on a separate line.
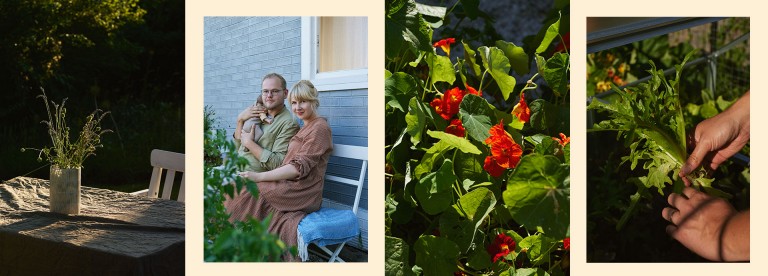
[301, 16, 368, 92]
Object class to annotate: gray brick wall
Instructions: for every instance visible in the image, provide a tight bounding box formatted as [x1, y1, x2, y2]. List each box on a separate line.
[204, 16, 302, 134]
[314, 89, 368, 211]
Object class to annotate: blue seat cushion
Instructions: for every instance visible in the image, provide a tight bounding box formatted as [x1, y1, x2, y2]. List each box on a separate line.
[298, 207, 360, 247]
[296, 207, 360, 261]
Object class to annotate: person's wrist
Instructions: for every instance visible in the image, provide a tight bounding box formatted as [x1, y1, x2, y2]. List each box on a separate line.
[721, 211, 749, 262]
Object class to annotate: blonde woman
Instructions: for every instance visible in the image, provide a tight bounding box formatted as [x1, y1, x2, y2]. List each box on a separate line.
[225, 80, 333, 261]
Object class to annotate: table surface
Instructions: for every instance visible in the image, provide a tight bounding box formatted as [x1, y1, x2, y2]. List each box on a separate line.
[0, 177, 184, 275]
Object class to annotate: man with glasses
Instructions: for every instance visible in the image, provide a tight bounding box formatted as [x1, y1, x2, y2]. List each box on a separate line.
[234, 73, 300, 173]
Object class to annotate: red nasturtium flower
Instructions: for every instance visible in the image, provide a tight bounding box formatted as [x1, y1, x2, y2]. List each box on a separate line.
[430, 87, 463, 120]
[465, 85, 482, 97]
[483, 121, 523, 177]
[433, 37, 456, 56]
[511, 94, 530, 123]
[487, 233, 516, 263]
[552, 133, 570, 147]
[483, 156, 506, 178]
[563, 237, 570, 251]
[430, 86, 481, 121]
[445, 119, 466, 137]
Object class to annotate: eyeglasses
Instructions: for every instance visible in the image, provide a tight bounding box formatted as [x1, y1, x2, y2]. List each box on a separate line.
[261, 89, 284, 95]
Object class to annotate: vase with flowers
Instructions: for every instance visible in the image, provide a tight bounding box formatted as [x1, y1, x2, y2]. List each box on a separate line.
[22, 89, 110, 215]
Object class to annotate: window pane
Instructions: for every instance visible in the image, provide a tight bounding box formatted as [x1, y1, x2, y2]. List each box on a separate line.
[319, 17, 367, 73]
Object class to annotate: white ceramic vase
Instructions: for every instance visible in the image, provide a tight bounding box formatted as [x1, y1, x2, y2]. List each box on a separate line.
[49, 165, 81, 215]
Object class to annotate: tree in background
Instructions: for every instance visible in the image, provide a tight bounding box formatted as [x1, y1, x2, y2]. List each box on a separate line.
[0, 0, 184, 189]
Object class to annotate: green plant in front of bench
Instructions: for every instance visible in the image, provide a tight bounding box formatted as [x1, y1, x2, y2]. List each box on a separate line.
[204, 128, 292, 261]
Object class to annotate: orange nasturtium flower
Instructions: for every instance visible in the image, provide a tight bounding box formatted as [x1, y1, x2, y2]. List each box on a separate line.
[487, 233, 516, 263]
[433, 37, 456, 56]
[483, 121, 523, 177]
[445, 119, 465, 137]
[430, 87, 463, 120]
[552, 133, 570, 147]
[511, 93, 530, 123]
[430, 86, 480, 121]
[465, 85, 482, 97]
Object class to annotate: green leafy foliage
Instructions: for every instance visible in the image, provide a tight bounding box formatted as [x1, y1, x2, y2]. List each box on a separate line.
[426, 53, 457, 86]
[415, 235, 461, 275]
[478, 46, 516, 100]
[587, 21, 751, 261]
[385, 1, 570, 274]
[386, 236, 413, 276]
[386, 0, 433, 60]
[588, 51, 710, 193]
[536, 12, 561, 54]
[204, 128, 290, 261]
[504, 154, 570, 239]
[2, 0, 184, 189]
[587, 51, 718, 231]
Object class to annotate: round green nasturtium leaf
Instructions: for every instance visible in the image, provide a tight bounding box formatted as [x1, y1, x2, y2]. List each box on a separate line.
[454, 187, 496, 234]
[439, 207, 475, 251]
[385, 72, 418, 113]
[529, 99, 558, 131]
[455, 150, 487, 185]
[478, 46, 516, 100]
[415, 159, 456, 215]
[426, 52, 456, 86]
[386, 192, 414, 224]
[519, 234, 558, 266]
[414, 235, 460, 276]
[385, 236, 411, 276]
[503, 154, 570, 239]
[459, 94, 493, 143]
[414, 140, 450, 179]
[495, 40, 530, 76]
[542, 53, 569, 97]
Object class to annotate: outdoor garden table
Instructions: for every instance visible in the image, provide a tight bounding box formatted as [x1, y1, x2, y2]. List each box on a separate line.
[0, 177, 184, 275]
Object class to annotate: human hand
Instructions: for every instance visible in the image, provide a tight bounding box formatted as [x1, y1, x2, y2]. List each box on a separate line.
[237, 104, 265, 123]
[237, 171, 262, 182]
[679, 92, 749, 185]
[240, 126, 256, 147]
[662, 187, 737, 261]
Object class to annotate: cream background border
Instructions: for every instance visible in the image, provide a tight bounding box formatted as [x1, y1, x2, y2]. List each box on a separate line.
[186, 0, 763, 275]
